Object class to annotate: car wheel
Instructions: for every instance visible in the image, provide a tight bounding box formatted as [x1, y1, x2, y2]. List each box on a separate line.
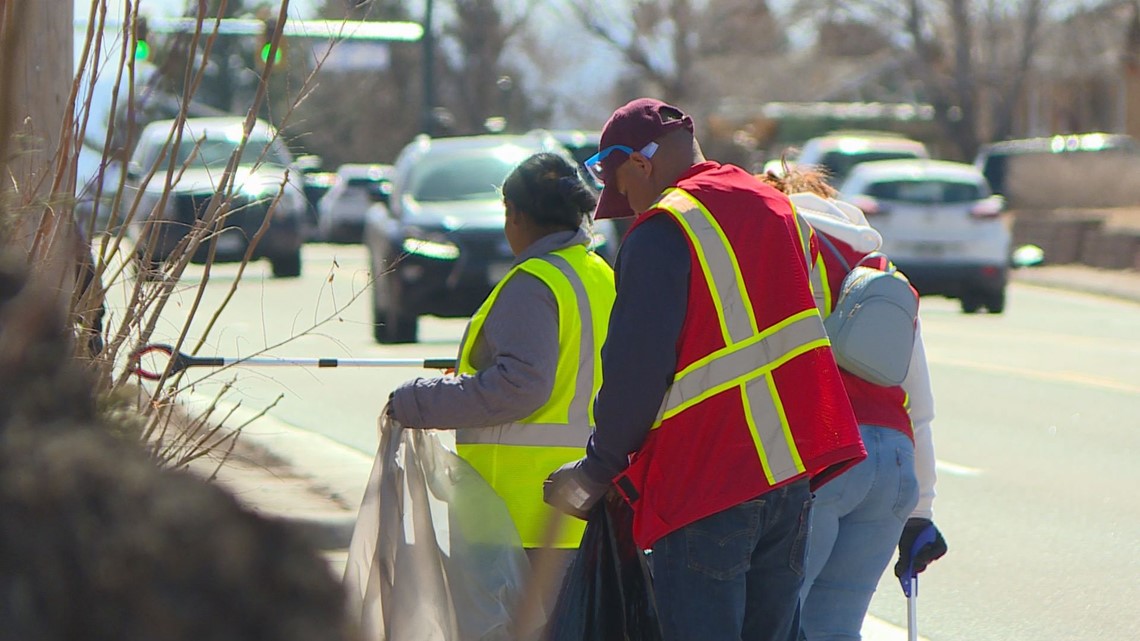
[271, 250, 302, 278]
[985, 289, 1006, 314]
[960, 293, 983, 314]
[372, 307, 418, 344]
[371, 270, 418, 343]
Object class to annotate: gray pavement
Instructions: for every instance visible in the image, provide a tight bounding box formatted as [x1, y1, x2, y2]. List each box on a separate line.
[189, 263, 1140, 637]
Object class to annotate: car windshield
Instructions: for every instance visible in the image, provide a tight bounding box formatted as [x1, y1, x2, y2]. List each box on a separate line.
[865, 179, 985, 204]
[171, 135, 289, 169]
[408, 151, 521, 202]
[821, 151, 922, 183]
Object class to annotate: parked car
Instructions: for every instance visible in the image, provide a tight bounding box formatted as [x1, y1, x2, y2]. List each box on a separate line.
[837, 159, 1010, 313]
[779, 131, 930, 185]
[302, 171, 337, 236]
[548, 129, 601, 170]
[122, 117, 308, 278]
[973, 132, 1138, 199]
[74, 142, 124, 235]
[316, 164, 392, 244]
[363, 132, 618, 343]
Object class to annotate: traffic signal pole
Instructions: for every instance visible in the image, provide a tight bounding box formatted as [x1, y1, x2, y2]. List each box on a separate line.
[422, 0, 436, 135]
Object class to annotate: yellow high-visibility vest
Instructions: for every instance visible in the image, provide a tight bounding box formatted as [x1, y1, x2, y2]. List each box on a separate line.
[456, 243, 615, 548]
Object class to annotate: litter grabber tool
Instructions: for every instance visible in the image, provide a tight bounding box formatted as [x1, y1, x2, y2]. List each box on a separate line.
[898, 523, 938, 641]
[127, 343, 455, 381]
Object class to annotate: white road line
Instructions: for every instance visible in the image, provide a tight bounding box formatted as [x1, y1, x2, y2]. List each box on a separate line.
[935, 459, 983, 477]
[926, 355, 1140, 396]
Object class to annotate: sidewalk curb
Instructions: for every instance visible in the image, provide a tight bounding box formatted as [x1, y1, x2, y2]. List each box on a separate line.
[1012, 266, 1140, 305]
[184, 393, 373, 550]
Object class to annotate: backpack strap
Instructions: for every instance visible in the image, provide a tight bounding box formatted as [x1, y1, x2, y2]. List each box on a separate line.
[854, 251, 894, 273]
[819, 231, 895, 274]
[816, 233, 852, 272]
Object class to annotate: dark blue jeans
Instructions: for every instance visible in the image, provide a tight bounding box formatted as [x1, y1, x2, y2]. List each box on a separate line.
[650, 479, 813, 641]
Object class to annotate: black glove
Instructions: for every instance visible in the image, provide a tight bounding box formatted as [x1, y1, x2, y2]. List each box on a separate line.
[894, 518, 947, 578]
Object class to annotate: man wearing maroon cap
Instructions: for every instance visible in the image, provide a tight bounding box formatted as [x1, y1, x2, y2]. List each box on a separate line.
[544, 98, 864, 641]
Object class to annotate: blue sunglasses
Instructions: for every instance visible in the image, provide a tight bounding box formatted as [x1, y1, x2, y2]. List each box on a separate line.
[584, 141, 659, 185]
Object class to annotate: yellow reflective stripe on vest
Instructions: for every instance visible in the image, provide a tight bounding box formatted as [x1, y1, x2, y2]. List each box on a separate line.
[790, 204, 813, 272]
[742, 375, 803, 484]
[812, 252, 832, 316]
[657, 310, 829, 422]
[457, 420, 592, 447]
[656, 189, 758, 344]
[457, 249, 598, 448]
[651, 187, 831, 485]
[789, 202, 829, 315]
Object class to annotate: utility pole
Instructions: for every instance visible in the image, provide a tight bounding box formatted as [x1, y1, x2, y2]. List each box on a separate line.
[0, 0, 78, 319]
[0, 0, 74, 250]
[421, 0, 436, 135]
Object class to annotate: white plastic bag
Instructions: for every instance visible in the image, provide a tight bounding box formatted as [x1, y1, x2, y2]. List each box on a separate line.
[344, 413, 536, 641]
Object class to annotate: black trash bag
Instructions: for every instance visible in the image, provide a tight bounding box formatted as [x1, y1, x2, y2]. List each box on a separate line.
[546, 493, 663, 641]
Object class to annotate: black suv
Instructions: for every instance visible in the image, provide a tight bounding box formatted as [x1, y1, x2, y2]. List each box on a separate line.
[362, 133, 618, 343]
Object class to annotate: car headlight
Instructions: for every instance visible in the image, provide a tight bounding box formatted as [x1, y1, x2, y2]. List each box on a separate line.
[401, 227, 459, 260]
[240, 180, 278, 200]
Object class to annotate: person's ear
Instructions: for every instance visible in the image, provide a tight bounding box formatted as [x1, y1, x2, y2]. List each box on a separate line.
[628, 151, 654, 179]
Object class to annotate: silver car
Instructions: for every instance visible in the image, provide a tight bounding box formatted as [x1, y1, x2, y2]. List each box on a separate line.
[838, 159, 1011, 313]
[122, 117, 308, 278]
[317, 164, 392, 244]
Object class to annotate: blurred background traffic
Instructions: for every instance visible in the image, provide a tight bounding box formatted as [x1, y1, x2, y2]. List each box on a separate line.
[73, 1, 1140, 293]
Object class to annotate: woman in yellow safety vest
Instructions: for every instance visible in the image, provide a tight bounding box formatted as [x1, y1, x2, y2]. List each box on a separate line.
[387, 151, 616, 589]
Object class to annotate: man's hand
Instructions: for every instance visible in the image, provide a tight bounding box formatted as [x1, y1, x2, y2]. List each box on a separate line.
[543, 458, 610, 520]
[894, 518, 947, 578]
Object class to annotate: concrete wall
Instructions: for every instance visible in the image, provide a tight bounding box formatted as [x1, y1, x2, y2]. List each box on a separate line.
[1012, 209, 1140, 270]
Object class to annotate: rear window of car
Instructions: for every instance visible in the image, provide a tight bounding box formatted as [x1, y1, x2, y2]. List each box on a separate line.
[820, 151, 924, 183]
[866, 180, 985, 204]
[409, 152, 519, 202]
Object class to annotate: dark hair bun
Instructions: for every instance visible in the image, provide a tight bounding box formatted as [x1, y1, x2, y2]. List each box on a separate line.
[502, 153, 597, 230]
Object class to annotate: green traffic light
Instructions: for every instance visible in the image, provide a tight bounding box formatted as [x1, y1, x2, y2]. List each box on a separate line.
[259, 43, 282, 64]
[134, 41, 151, 61]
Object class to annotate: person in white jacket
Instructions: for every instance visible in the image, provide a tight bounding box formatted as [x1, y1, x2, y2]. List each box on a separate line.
[760, 169, 948, 640]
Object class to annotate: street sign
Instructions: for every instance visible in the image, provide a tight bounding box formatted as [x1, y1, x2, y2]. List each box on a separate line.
[309, 40, 390, 71]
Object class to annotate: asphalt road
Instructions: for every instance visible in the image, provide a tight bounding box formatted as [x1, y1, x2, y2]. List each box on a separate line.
[139, 243, 1140, 641]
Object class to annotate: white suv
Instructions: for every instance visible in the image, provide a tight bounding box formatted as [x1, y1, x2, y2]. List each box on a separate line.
[838, 159, 1010, 313]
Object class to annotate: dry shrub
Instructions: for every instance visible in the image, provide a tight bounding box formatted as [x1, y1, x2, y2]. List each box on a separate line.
[0, 254, 356, 641]
[1, 1, 364, 469]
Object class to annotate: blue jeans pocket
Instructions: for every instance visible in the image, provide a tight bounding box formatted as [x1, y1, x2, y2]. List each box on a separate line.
[892, 444, 920, 520]
[788, 494, 812, 577]
[684, 499, 764, 580]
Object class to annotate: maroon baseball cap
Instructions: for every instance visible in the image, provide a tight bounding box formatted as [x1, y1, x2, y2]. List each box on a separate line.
[592, 98, 695, 220]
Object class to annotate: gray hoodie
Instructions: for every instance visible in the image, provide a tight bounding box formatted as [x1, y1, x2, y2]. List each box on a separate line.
[389, 229, 588, 429]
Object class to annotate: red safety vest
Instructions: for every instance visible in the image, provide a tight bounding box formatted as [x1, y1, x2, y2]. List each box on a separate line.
[613, 163, 865, 549]
[815, 234, 915, 438]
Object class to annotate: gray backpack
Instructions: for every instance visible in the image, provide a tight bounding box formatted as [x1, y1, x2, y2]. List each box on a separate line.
[817, 234, 918, 387]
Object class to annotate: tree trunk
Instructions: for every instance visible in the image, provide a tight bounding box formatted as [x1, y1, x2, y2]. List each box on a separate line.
[0, 0, 77, 308]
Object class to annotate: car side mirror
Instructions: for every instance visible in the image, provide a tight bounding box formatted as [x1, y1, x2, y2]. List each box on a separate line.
[367, 182, 391, 204]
